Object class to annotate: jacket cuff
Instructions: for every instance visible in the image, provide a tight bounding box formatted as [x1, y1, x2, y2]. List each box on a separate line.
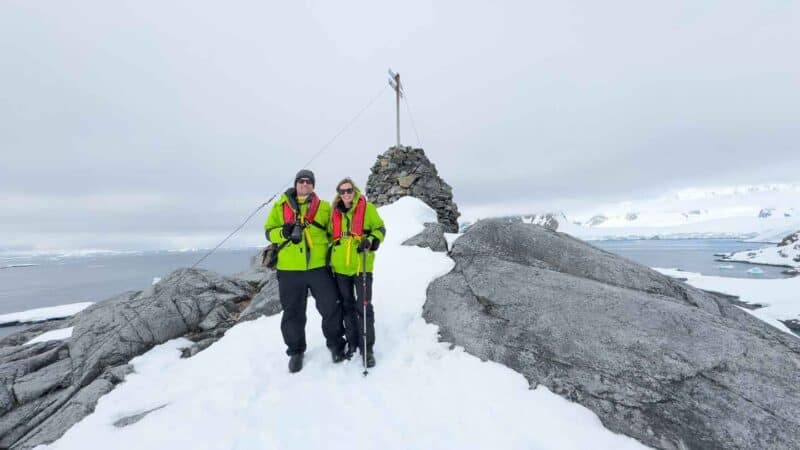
[267, 227, 287, 244]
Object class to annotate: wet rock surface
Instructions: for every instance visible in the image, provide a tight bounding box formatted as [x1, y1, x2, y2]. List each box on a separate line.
[424, 219, 800, 449]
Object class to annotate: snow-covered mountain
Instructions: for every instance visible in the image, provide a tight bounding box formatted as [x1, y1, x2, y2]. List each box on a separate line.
[567, 183, 800, 241]
[464, 182, 800, 243]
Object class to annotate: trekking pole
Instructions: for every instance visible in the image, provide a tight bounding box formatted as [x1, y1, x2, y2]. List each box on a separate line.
[361, 249, 369, 376]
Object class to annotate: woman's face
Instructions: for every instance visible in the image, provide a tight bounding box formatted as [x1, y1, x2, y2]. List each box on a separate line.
[338, 183, 355, 204]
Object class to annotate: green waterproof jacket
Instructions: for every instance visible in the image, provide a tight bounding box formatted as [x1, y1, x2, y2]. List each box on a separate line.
[264, 189, 332, 271]
[328, 189, 386, 276]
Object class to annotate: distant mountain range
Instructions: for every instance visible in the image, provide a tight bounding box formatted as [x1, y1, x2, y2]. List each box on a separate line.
[466, 183, 800, 243]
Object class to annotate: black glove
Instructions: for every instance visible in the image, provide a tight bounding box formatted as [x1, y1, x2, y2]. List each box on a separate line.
[281, 223, 295, 239]
[282, 223, 303, 244]
[357, 238, 372, 253]
[370, 239, 381, 252]
[289, 224, 303, 244]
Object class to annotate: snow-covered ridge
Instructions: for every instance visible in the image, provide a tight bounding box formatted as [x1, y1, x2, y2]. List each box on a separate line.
[0, 302, 94, 326]
[570, 182, 800, 230]
[562, 217, 800, 243]
[0, 263, 38, 270]
[665, 183, 800, 201]
[720, 231, 800, 270]
[0, 248, 261, 259]
[24, 327, 74, 345]
[655, 268, 800, 337]
[0, 249, 145, 259]
[461, 182, 800, 243]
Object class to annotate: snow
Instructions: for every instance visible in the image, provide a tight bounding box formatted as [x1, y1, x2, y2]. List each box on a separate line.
[39, 197, 645, 450]
[24, 327, 74, 345]
[746, 227, 800, 244]
[0, 249, 144, 259]
[0, 263, 38, 270]
[655, 268, 800, 336]
[443, 232, 460, 250]
[462, 182, 800, 242]
[571, 183, 800, 230]
[0, 302, 93, 326]
[565, 216, 800, 242]
[722, 234, 800, 269]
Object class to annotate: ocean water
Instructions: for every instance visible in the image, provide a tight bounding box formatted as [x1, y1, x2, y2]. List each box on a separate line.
[592, 239, 791, 279]
[0, 248, 258, 337]
[1, 240, 791, 339]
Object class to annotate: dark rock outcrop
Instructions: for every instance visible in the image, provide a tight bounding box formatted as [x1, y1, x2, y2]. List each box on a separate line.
[463, 213, 563, 233]
[112, 403, 167, 428]
[180, 249, 281, 358]
[424, 219, 800, 450]
[236, 249, 282, 322]
[586, 214, 607, 226]
[402, 222, 449, 253]
[0, 320, 73, 348]
[781, 319, 800, 337]
[366, 146, 460, 233]
[0, 250, 281, 449]
[528, 213, 562, 231]
[778, 230, 799, 247]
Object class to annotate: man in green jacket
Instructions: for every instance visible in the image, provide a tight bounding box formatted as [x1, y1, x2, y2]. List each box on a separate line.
[264, 169, 346, 373]
[328, 178, 386, 368]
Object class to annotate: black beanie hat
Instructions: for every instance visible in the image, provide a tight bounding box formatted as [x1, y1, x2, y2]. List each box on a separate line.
[294, 169, 315, 185]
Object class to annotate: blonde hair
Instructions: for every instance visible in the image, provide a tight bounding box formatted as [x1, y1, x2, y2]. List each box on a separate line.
[336, 177, 358, 192]
[333, 177, 359, 205]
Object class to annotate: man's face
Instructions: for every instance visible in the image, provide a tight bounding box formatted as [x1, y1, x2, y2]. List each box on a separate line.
[295, 178, 314, 196]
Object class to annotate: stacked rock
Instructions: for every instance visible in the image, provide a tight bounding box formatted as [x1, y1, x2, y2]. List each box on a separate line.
[365, 146, 460, 233]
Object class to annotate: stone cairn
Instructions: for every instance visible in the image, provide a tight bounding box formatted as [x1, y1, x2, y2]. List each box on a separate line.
[365, 146, 460, 233]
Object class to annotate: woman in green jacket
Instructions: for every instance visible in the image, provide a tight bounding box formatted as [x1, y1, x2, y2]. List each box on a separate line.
[328, 178, 386, 367]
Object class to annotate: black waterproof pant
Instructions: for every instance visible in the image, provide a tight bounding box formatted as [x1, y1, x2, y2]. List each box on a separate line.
[277, 268, 345, 356]
[334, 273, 375, 352]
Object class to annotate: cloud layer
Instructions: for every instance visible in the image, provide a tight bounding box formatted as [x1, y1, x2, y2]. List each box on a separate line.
[2, 0, 798, 250]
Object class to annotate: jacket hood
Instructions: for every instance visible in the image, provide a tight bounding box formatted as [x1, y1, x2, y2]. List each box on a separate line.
[281, 188, 318, 207]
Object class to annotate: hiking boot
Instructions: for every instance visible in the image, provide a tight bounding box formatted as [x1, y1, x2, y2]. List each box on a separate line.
[330, 347, 346, 364]
[344, 343, 358, 360]
[288, 354, 304, 373]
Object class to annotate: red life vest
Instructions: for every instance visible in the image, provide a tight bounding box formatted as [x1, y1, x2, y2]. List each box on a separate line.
[332, 196, 367, 240]
[282, 194, 321, 225]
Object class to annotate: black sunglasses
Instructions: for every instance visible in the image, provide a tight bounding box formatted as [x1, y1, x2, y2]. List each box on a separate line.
[338, 188, 354, 195]
[296, 178, 314, 185]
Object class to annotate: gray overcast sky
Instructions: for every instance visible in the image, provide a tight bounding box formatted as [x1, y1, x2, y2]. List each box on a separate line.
[2, 0, 799, 250]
